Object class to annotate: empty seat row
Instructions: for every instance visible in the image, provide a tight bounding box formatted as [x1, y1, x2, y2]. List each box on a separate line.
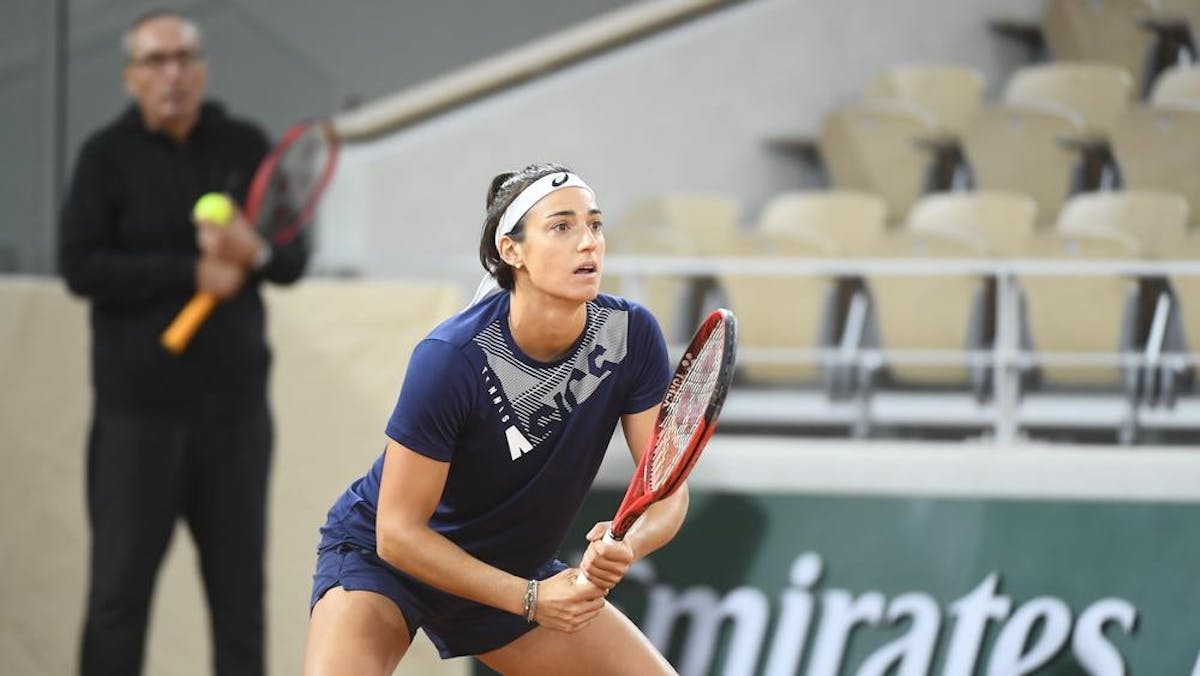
[603, 190, 1200, 404]
[820, 62, 1200, 225]
[993, 0, 1199, 95]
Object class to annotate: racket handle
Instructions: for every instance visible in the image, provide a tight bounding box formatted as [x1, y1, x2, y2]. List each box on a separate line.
[161, 292, 218, 355]
[574, 529, 620, 586]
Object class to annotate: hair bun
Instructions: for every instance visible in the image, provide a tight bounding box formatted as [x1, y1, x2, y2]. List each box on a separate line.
[487, 173, 516, 208]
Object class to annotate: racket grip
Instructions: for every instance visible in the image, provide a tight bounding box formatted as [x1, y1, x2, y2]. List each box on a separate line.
[161, 292, 218, 355]
[574, 529, 620, 586]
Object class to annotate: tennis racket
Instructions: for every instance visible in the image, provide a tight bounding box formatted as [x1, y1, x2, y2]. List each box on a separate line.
[577, 308, 738, 585]
[160, 119, 340, 354]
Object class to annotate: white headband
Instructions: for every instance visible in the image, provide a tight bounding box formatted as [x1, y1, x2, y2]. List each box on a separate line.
[468, 170, 595, 308]
[494, 171, 594, 251]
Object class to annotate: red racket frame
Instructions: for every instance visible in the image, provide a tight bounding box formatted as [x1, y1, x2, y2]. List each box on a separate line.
[607, 307, 738, 540]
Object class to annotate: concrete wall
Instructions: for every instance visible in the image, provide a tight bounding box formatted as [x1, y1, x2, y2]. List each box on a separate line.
[0, 279, 467, 675]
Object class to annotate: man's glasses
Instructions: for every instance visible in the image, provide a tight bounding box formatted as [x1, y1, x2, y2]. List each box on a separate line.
[128, 49, 204, 72]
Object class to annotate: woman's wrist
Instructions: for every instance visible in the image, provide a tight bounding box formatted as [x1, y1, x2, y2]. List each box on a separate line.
[522, 578, 539, 623]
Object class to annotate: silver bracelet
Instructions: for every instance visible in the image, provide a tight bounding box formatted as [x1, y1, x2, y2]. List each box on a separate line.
[522, 578, 539, 623]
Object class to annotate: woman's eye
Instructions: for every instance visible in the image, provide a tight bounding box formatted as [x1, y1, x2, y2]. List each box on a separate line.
[551, 222, 570, 232]
[590, 221, 604, 231]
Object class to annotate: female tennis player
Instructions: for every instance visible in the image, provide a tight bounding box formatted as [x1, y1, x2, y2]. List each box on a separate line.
[304, 164, 686, 675]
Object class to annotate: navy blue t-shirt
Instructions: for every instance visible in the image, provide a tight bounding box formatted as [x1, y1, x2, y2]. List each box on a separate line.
[321, 292, 670, 576]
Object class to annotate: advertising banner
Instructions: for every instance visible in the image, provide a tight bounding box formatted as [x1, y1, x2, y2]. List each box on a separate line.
[560, 491, 1200, 675]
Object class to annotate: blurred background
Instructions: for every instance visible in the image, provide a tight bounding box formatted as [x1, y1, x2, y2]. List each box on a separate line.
[4, 0, 1200, 674]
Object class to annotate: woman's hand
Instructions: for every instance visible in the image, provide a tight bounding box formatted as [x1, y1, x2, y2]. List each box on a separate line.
[531, 568, 607, 632]
[578, 521, 636, 591]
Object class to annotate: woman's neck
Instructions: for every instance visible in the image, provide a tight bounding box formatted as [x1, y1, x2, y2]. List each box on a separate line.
[507, 290, 587, 363]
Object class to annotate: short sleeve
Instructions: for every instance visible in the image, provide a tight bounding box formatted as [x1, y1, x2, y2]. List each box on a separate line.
[385, 339, 477, 461]
[624, 302, 672, 414]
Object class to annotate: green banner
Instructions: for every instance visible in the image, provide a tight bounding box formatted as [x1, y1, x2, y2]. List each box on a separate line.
[551, 490, 1200, 675]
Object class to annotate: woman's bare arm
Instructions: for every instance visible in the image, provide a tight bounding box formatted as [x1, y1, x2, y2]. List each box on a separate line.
[375, 439, 605, 631]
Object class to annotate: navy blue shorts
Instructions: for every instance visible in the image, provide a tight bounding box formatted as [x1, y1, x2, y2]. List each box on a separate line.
[310, 541, 568, 659]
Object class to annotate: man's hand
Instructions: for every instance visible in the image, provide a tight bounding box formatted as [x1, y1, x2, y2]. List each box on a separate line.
[195, 208, 262, 269]
[196, 254, 246, 300]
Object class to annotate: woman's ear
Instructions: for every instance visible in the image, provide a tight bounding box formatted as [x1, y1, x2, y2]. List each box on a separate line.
[499, 237, 524, 269]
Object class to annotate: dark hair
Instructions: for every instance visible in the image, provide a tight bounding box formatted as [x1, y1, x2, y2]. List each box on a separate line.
[479, 162, 573, 291]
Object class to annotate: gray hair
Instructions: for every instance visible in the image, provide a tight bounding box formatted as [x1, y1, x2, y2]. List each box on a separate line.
[121, 9, 203, 59]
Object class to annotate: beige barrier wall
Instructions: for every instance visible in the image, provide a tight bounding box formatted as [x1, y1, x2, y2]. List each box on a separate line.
[0, 278, 469, 676]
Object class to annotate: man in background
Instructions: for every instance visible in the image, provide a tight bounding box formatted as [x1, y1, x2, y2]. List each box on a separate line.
[58, 10, 307, 675]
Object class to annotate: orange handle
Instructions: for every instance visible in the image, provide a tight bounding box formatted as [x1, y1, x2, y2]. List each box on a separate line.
[160, 292, 218, 354]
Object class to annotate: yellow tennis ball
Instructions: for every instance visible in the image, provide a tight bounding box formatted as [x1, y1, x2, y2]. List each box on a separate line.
[192, 192, 235, 226]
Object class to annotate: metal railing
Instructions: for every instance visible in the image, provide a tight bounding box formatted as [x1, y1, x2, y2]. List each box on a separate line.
[599, 255, 1200, 443]
[400, 253, 1200, 441]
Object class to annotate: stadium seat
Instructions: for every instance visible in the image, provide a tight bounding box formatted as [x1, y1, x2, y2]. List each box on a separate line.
[603, 194, 740, 342]
[1143, 0, 1200, 82]
[1018, 227, 1142, 389]
[1004, 62, 1134, 192]
[862, 64, 983, 194]
[1042, 0, 1158, 94]
[1159, 0, 1200, 46]
[1053, 190, 1189, 411]
[860, 226, 991, 389]
[863, 64, 985, 137]
[1056, 189, 1189, 258]
[817, 100, 940, 224]
[719, 190, 886, 387]
[1157, 0, 1200, 43]
[906, 190, 1038, 256]
[898, 191, 1039, 402]
[961, 101, 1087, 225]
[756, 189, 887, 255]
[1150, 65, 1200, 105]
[718, 228, 839, 385]
[1159, 233, 1200, 402]
[1003, 62, 1134, 135]
[616, 194, 741, 254]
[1110, 102, 1200, 221]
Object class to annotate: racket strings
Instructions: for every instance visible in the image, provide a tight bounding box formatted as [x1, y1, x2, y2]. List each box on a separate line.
[648, 322, 726, 491]
[279, 130, 328, 198]
[259, 126, 333, 243]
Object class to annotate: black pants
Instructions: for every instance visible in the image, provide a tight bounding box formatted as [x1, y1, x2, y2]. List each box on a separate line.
[79, 401, 272, 676]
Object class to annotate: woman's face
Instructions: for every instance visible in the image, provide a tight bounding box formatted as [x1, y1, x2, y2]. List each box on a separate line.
[504, 186, 604, 304]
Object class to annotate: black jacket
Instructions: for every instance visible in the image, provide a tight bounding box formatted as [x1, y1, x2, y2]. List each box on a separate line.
[59, 102, 308, 415]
